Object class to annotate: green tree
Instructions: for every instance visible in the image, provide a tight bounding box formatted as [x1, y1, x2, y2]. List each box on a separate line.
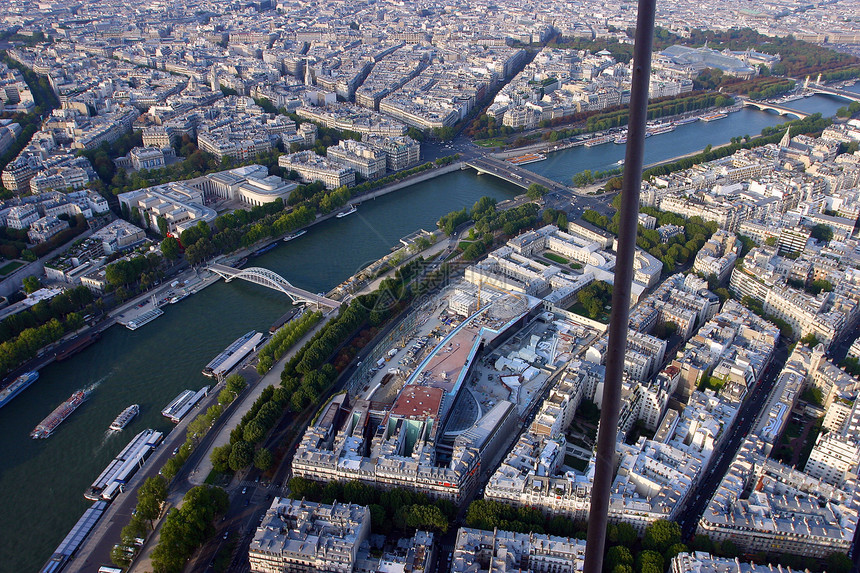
[22, 275, 40, 294]
[637, 551, 664, 573]
[826, 553, 853, 573]
[136, 475, 168, 527]
[228, 440, 254, 471]
[254, 447, 273, 471]
[527, 184, 549, 200]
[217, 388, 234, 405]
[161, 237, 180, 260]
[692, 534, 714, 553]
[157, 216, 169, 236]
[643, 519, 681, 553]
[608, 522, 638, 545]
[664, 543, 689, 562]
[288, 477, 322, 499]
[800, 333, 821, 348]
[210, 444, 232, 473]
[716, 539, 740, 558]
[110, 544, 133, 568]
[557, 212, 568, 231]
[607, 546, 634, 570]
[226, 374, 247, 395]
[810, 223, 833, 243]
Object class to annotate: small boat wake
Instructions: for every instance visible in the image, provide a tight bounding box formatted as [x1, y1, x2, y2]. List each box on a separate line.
[83, 373, 110, 395]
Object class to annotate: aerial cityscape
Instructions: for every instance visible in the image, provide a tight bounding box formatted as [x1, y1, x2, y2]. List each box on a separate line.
[0, 0, 860, 572]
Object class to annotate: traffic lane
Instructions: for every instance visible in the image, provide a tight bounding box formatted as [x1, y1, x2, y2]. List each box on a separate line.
[678, 342, 788, 537]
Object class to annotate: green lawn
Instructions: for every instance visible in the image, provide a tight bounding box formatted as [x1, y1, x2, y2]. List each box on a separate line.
[565, 455, 589, 471]
[458, 241, 473, 250]
[570, 262, 583, 270]
[0, 261, 25, 276]
[544, 252, 569, 265]
[474, 138, 507, 148]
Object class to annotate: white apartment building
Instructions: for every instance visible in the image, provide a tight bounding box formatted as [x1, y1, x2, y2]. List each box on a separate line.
[248, 498, 370, 573]
[452, 527, 587, 573]
[326, 140, 387, 180]
[804, 433, 860, 487]
[278, 151, 355, 189]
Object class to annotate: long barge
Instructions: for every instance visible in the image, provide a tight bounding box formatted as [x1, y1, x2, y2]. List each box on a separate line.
[252, 242, 279, 257]
[55, 333, 100, 361]
[0, 371, 39, 409]
[85, 428, 163, 500]
[270, 308, 301, 334]
[507, 153, 546, 165]
[31, 390, 88, 438]
[583, 135, 612, 147]
[203, 330, 259, 377]
[40, 500, 109, 573]
[161, 386, 209, 423]
[700, 111, 728, 122]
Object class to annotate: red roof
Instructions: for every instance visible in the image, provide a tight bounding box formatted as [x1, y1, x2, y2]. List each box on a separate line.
[389, 386, 445, 420]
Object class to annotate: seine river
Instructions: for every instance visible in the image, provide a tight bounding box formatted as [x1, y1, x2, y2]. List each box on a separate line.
[0, 86, 857, 572]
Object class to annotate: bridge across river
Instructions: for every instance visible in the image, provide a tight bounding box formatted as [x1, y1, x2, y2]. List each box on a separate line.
[208, 263, 341, 309]
[464, 156, 571, 194]
[737, 97, 809, 119]
[805, 78, 860, 103]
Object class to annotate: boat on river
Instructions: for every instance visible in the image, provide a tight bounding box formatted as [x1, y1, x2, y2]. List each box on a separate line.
[336, 205, 358, 218]
[283, 229, 307, 242]
[31, 390, 88, 438]
[0, 371, 39, 409]
[109, 404, 139, 431]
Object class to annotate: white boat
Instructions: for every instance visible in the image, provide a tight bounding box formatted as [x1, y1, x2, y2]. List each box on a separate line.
[336, 205, 357, 218]
[283, 229, 307, 242]
[110, 404, 139, 431]
[123, 308, 164, 330]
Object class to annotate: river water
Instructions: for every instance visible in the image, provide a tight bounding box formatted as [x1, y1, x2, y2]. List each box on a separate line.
[0, 87, 857, 572]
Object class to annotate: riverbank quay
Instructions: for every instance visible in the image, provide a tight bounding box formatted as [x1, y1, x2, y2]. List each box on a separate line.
[64, 373, 231, 572]
[126, 308, 335, 573]
[487, 107, 731, 160]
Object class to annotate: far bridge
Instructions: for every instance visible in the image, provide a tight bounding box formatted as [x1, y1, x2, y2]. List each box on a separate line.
[805, 81, 860, 104]
[737, 97, 809, 119]
[464, 156, 570, 195]
[208, 263, 341, 310]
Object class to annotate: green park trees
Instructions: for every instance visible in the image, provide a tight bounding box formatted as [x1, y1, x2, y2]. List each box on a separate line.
[527, 184, 549, 199]
[576, 281, 613, 320]
[150, 485, 228, 573]
[160, 237, 180, 260]
[22, 275, 40, 294]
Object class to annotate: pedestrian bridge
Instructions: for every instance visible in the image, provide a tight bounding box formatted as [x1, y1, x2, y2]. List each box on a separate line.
[208, 263, 341, 309]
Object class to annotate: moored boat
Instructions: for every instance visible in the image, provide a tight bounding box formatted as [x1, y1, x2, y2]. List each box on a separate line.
[673, 116, 699, 125]
[283, 229, 307, 242]
[55, 333, 100, 361]
[700, 111, 728, 122]
[336, 205, 357, 218]
[0, 371, 39, 409]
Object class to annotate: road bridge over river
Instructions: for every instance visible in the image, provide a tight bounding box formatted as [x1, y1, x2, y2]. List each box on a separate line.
[464, 156, 572, 195]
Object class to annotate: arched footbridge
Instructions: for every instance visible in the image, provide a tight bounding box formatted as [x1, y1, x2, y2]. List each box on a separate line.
[208, 263, 341, 309]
